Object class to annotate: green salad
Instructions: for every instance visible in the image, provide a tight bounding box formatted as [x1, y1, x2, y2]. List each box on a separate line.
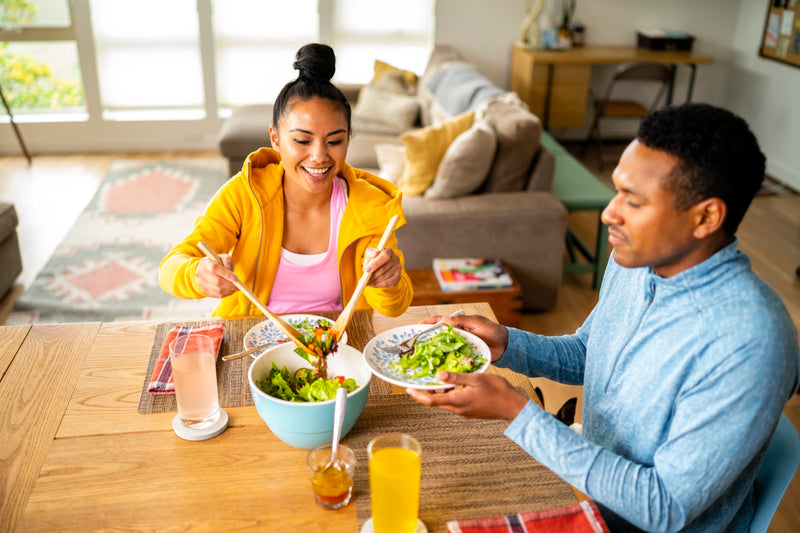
[257, 363, 357, 402]
[291, 318, 338, 378]
[389, 325, 486, 378]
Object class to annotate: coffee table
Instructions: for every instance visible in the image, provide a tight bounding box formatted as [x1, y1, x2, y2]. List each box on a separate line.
[407, 267, 523, 327]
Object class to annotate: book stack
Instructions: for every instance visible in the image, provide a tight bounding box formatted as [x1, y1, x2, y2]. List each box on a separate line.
[433, 258, 514, 292]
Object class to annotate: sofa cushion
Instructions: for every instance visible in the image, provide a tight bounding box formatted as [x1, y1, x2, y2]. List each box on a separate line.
[424, 119, 496, 199]
[398, 110, 474, 196]
[374, 143, 406, 184]
[0, 202, 22, 300]
[419, 62, 505, 126]
[477, 93, 542, 193]
[421, 43, 465, 79]
[373, 59, 419, 91]
[346, 130, 400, 169]
[217, 104, 273, 159]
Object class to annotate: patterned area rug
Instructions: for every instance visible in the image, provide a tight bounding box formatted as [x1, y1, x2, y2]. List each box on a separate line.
[9, 159, 229, 324]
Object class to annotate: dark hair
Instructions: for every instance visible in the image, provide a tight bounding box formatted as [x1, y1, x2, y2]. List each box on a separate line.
[637, 103, 766, 236]
[272, 43, 351, 136]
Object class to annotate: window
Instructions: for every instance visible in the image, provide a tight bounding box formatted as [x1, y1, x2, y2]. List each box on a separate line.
[329, 0, 433, 83]
[212, 0, 319, 110]
[0, 0, 86, 120]
[1, 0, 434, 127]
[89, 0, 204, 120]
[212, 0, 433, 110]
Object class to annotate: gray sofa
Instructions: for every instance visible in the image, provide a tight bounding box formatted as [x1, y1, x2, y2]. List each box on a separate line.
[218, 46, 567, 310]
[0, 202, 23, 323]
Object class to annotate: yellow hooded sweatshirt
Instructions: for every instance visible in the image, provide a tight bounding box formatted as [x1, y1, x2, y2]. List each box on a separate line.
[158, 147, 414, 318]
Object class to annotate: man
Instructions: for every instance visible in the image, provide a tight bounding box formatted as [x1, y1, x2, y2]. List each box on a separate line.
[407, 103, 799, 532]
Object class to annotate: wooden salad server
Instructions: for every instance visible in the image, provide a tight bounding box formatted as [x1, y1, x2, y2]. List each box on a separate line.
[197, 241, 316, 359]
[329, 214, 399, 341]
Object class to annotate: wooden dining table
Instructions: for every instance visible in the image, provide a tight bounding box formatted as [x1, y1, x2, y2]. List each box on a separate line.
[1, 302, 576, 532]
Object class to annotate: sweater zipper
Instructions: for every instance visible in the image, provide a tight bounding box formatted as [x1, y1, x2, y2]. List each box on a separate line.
[603, 281, 656, 393]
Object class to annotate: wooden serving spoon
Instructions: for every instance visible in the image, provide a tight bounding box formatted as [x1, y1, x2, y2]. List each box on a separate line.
[197, 241, 316, 359]
[329, 215, 399, 341]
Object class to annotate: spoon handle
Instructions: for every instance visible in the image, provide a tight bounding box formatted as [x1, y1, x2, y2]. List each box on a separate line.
[197, 241, 315, 360]
[330, 386, 347, 460]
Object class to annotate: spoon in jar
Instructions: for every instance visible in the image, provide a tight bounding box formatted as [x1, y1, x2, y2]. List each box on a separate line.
[323, 387, 348, 473]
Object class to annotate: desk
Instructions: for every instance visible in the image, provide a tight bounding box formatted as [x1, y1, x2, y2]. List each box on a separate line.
[510, 44, 714, 129]
[0, 304, 574, 532]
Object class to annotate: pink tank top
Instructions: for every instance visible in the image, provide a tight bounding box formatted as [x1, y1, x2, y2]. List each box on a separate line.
[266, 177, 346, 313]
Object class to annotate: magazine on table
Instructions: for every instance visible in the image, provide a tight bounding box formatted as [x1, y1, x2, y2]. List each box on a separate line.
[433, 258, 514, 292]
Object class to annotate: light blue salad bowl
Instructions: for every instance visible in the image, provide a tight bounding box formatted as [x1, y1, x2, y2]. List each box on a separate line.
[247, 343, 372, 449]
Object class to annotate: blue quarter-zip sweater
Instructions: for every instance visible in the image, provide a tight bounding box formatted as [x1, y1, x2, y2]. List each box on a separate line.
[498, 241, 799, 532]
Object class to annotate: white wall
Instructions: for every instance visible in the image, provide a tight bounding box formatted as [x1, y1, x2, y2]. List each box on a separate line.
[727, 1, 800, 190]
[435, 0, 799, 190]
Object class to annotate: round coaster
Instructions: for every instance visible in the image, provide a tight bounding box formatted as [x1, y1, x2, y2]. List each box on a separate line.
[360, 518, 427, 533]
[172, 409, 228, 441]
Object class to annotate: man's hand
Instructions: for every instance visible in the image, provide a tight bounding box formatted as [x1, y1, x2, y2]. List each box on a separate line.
[195, 254, 238, 298]
[420, 314, 509, 362]
[406, 371, 529, 421]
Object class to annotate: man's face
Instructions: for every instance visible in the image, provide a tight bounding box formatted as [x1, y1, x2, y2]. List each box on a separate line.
[601, 140, 706, 278]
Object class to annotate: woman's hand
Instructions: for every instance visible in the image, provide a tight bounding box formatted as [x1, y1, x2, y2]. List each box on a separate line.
[195, 253, 238, 298]
[406, 371, 529, 421]
[364, 247, 402, 288]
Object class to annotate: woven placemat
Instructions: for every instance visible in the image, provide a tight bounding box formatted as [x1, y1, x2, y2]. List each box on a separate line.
[347, 394, 576, 533]
[137, 310, 388, 414]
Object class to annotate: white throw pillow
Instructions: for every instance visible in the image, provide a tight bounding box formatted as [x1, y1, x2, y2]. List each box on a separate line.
[353, 78, 420, 133]
[374, 143, 406, 184]
[424, 119, 497, 199]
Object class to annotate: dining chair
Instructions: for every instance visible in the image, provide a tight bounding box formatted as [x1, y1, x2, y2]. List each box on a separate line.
[750, 412, 800, 533]
[582, 61, 673, 170]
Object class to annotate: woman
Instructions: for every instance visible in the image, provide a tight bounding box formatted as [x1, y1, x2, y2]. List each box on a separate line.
[159, 43, 413, 318]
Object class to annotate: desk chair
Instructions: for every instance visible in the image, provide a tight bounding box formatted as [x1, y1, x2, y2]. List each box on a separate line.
[750, 413, 800, 533]
[583, 61, 672, 170]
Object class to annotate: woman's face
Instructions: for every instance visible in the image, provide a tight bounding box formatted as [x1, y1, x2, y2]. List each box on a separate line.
[269, 97, 349, 196]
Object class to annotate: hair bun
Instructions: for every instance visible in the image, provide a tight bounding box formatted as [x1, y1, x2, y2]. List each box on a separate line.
[293, 43, 336, 82]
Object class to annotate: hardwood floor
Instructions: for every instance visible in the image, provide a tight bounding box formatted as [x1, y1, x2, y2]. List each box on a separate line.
[1, 145, 798, 531]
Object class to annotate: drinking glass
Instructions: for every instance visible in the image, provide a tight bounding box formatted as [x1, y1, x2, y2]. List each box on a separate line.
[169, 333, 220, 430]
[306, 444, 356, 509]
[368, 433, 422, 533]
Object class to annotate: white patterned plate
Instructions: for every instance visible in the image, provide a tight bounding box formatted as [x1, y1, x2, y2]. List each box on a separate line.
[363, 325, 490, 390]
[243, 314, 347, 359]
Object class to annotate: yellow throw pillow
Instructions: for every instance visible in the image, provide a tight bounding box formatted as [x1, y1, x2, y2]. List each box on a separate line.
[398, 111, 474, 196]
[373, 59, 419, 87]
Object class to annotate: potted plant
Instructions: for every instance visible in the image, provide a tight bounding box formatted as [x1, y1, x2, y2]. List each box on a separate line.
[558, 0, 576, 48]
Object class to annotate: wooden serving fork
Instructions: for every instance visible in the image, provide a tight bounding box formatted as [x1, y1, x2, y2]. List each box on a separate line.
[329, 215, 399, 342]
[197, 241, 316, 359]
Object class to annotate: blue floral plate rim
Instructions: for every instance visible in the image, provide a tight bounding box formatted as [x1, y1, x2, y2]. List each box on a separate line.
[363, 324, 490, 390]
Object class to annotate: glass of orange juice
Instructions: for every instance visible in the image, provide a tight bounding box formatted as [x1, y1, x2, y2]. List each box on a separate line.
[169, 333, 221, 430]
[367, 433, 423, 533]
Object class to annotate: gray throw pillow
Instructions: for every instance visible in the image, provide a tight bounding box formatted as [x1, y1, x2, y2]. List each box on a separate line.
[477, 94, 542, 193]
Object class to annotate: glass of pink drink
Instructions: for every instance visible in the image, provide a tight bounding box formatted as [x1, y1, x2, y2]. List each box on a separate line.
[169, 333, 221, 430]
